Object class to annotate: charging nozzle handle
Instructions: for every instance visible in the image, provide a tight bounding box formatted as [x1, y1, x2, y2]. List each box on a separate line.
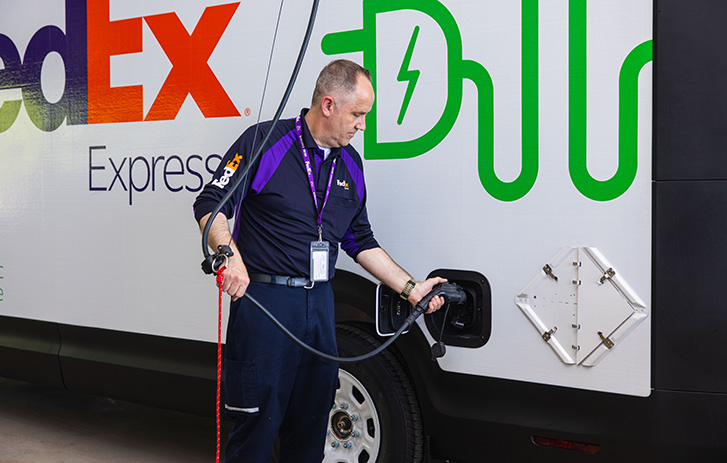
[201, 245, 234, 275]
[415, 282, 467, 312]
[406, 282, 467, 333]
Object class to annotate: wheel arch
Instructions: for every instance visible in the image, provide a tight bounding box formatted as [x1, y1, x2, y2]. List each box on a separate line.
[332, 269, 378, 324]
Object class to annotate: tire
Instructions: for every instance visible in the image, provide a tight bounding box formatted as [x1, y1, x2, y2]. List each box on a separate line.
[324, 323, 424, 463]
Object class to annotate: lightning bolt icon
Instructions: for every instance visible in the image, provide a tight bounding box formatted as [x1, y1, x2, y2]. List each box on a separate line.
[396, 25, 421, 125]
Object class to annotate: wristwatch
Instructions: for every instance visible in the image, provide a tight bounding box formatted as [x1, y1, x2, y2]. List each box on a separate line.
[400, 279, 417, 300]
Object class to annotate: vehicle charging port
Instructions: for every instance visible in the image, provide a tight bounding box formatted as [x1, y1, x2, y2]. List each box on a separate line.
[424, 269, 491, 349]
[375, 269, 491, 349]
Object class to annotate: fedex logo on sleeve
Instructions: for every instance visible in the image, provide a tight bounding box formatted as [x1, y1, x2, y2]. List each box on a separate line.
[211, 153, 242, 188]
[0, 0, 241, 132]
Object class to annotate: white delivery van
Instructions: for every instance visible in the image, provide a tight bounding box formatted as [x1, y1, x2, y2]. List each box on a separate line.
[1, 0, 725, 461]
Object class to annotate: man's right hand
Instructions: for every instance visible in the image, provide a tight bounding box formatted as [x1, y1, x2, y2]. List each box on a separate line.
[221, 256, 249, 301]
[199, 212, 249, 300]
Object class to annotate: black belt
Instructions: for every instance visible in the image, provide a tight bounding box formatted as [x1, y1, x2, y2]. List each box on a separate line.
[248, 273, 315, 288]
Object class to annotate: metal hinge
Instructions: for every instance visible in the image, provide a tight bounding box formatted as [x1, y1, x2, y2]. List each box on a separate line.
[598, 331, 615, 349]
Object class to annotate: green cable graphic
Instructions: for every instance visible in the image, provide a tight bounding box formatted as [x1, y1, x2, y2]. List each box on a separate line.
[322, 0, 462, 160]
[321, 0, 651, 202]
[569, 0, 652, 201]
[465, 0, 539, 201]
[322, 0, 537, 201]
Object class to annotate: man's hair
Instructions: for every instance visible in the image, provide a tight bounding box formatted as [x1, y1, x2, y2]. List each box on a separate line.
[311, 59, 371, 107]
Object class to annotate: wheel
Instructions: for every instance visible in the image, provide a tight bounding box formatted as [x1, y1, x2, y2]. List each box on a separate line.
[324, 324, 424, 463]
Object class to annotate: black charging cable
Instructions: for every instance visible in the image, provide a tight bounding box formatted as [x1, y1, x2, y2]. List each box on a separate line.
[228, 280, 465, 364]
[246, 289, 439, 363]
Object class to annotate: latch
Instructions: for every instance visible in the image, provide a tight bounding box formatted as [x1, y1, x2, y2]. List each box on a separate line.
[542, 326, 557, 342]
[543, 264, 558, 281]
[598, 267, 616, 284]
[598, 331, 615, 349]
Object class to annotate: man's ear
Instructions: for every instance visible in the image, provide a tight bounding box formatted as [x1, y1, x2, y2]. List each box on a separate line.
[320, 96, 334, 117]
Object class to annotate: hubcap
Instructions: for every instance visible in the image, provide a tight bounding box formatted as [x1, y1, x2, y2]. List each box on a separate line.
[324, 369, 381, 462]
[331, 411, 354, 440]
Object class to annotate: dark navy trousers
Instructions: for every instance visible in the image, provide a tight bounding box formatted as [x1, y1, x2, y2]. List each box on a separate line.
[224, 281, 339, 463]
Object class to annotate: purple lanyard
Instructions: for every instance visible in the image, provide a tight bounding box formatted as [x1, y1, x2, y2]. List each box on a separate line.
[295, 116, 336, 240]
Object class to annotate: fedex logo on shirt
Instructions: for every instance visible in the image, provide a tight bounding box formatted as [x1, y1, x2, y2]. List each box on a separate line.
[212, 153, 242, 188]
[337, 179, 349, 190]
[0, 0, 240, 133]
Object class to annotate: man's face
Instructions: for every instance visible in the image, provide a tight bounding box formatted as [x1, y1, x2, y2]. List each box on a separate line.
[326, 75, 375, 147]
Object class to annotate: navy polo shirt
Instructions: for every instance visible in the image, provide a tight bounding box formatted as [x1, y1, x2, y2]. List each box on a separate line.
[194, 109, 380, 279]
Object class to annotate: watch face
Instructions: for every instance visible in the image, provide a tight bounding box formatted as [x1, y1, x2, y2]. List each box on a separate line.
[401, 280, 415, 299]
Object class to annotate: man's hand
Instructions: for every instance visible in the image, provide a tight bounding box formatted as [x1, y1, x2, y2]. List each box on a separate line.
[200, 211, 249, 300]
[408, 277, 448, 314]
[221, 255, 250, 301]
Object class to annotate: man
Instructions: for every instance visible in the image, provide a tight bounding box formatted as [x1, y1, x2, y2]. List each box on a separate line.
[194, 59, 445, 462]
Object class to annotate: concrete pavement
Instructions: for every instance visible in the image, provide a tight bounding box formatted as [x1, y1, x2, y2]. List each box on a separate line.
[0, 378, 229, 463]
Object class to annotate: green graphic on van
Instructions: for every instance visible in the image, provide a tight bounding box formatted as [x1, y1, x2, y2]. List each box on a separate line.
[321, 0, 652, 202]
[396, 25, 421, 126]
[568, 1, 652, 202]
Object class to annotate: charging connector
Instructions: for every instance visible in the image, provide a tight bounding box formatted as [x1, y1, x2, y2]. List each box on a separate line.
[201, 245, 234, 275]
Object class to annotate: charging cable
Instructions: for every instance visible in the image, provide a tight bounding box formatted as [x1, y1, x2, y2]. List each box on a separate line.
[244, 281, 465, 363]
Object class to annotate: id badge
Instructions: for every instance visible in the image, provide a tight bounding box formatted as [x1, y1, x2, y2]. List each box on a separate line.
[310, 241, 330, 282]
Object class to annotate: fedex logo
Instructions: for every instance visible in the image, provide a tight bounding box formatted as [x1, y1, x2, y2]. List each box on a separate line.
[212, 153, 242, 188]
[0, 0, 240, 133]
